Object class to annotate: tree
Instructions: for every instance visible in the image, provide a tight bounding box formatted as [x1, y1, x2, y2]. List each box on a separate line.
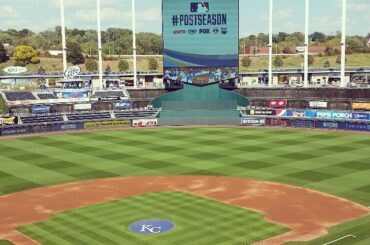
[273, 56, 284, 67]
[118, 60, 129, 71]
[147, 57, 158, 71]
[324, 60, 330, 68]
[13, 45, 37, 63]
[31, 57, 41, 64]
[67, 41, 85, 65]
[38, 66, 46, 74]
[85, 59, 98, 72]
[308, 55, 314, 66]
[0, 43, 9, 63]
[311, 32, 326, 42]
[241, 56, 252, 67]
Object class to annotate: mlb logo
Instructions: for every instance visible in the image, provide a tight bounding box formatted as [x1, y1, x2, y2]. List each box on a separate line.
[190, 2, 209, 13]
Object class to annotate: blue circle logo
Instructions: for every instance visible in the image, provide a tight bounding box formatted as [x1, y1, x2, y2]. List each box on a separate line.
[129, 219, 175, 235]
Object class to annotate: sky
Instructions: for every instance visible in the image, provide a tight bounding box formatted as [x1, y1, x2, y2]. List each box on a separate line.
[0, 0, 369, 36]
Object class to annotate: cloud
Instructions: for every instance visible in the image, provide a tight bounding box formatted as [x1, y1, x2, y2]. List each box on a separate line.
[347, 2, 370, 12]
[0, 5, 20, 18]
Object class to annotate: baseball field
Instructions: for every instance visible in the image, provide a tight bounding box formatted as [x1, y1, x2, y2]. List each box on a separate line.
[0, 127, 369, 245]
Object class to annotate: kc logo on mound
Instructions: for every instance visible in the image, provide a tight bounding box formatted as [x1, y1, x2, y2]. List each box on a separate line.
[129, 220, 175, 234]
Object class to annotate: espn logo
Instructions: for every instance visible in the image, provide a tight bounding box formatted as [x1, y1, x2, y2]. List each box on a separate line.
[190, 2, 209, 13]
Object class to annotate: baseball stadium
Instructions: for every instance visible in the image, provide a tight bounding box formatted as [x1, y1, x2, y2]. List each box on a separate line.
[0, 0, 369, 245]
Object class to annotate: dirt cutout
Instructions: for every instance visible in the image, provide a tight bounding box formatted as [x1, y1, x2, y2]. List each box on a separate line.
[0, 176, 368, 245]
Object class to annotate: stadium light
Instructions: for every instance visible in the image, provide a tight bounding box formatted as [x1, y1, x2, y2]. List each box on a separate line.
[340, 0, 347, 88]
[96, 0, 104, 89]
[59, 0, 67, 74]
[132, 0, 138, 88]
[268, 0, 273, 87]
[304, 0, 310, 87]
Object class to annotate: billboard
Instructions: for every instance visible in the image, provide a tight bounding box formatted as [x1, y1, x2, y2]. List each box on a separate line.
[309, 101, 328, 108]
[0, 117, 18, 126]
[132, 119, 158, 127]
[114, 101, 132, 110]
[31, 105, 50, 114]
[62, 91, 89, 99]
[268, 100, 287, 108]
[247, 109, 275, 116]
[241, 118, 266, 126]
[74, 104, 92, 110]
[292, 120, 315, 128]
[84, 120, 131, 129]
[352, 102, 370, 110]
[163, 0, 239, 85]
[266, 118, 292, 127]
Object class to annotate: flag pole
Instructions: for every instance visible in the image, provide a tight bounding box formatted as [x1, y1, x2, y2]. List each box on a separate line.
[340, 0, 347, 88]
[60, 0, 67, 75]
[268, 0, 273, 87]
[304, 0, 310, 87]
[96, 0, 104, 89]
[132, 0, 138, 88]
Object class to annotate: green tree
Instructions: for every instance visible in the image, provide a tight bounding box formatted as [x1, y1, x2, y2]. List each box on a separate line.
[67, 41, 85, 65]
[0, 43, 9, 63]
[85, 59, 98, 72]
[324, 60, 330, 68]
[273, 56, 284, 67]
[13, 45, 37, 63]
[118, 60, 129, 71]
[31, 57, 40, 64]
[241, 56, 252, 67]
[147, 57, 159, 71]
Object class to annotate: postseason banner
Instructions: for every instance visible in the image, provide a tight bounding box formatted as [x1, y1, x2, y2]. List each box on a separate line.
[163, 0, 239, 84]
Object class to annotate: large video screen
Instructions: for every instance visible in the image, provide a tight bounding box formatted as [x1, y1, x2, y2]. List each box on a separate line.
[163, 0, 239, 84]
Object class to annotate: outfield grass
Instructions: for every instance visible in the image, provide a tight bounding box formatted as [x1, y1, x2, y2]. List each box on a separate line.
[0, 128, 369, 244]
[17, 192, 289, 245]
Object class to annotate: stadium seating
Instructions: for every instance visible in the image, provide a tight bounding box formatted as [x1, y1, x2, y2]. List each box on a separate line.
[20, 115, 64, 124]
[5, 92, 36, 101]
[67, 112, 111, 121]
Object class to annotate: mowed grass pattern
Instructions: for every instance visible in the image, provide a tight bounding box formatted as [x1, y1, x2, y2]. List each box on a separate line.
[0, 128, 369, 244]
[17, 192, 289, 245]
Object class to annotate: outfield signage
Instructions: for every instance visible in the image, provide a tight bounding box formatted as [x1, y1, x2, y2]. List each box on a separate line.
[315, 121, 344, 130]
[351, 112, 370, 121]
[1, 127, 28, 136]
[74, 103, 92, 110]
[132, 119, 158, 127]
[247, 109, 275, 116]
[163, 0, 239, 84]
[0, 117, 18, 125]
[268, 100, 287, 108]
[352, 102, 370, 110]
[64, 66, 81, 78]
[31, 105, 50, 114]
[286, 110, 306, 118]
[3, 66, 27, 74]
[346, 122, 370, 131]
[129, 220, 175, 235]
[309, 101, 328, 108]
[114, 101, 132, 110]
[316, 111, 352, 120]
[53, 123, 84, 131]
[292, 120, 314, 128]
[266, 118, 291, 127]
[84, 120, 131, 129]
[241, 118, 266, 126]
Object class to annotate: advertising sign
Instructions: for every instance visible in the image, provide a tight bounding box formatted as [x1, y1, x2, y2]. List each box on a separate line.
[241, 118, 266, 126]
[268, 100, 287, 108]
[0, 117, 18, 125]
[31, 105, 50, 114]
[286, 110, 306, 118]
[132, 119, 158, 127]
[64, 66, 81, 78]
[351, 112, 370, 121]
[3, 66, 28, 74]
[84, 120, 131, 129]
[315, 121, 344, 129]
[316, 111, 352, 120]
[74, 104, 92, 110]
[266, 118, 292, 127]
[346, 122, 370, 132]
[163, 0, 239, 85]
[352, 102, 370, 110]
[275, 109, 287, 117]
[247, 109, 275, 116]
[292, 120, 314, 128]
[1, 127, 28, 136]
[114, 101, 132, 110]
[27, 125, 53, 134]
[53, 123, 84, 131]
[61, 91, 89, 99]
[309, 101, 328, 108]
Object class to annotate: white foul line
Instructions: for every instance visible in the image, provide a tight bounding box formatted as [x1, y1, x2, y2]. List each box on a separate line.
[323, 234, 356, 245]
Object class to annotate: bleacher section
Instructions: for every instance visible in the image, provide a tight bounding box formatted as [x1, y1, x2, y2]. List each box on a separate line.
[20, 115, 64, 124]
[67, 112, 111, 121]
[5, 92, 36, 101]
[37, 93, 58, 100]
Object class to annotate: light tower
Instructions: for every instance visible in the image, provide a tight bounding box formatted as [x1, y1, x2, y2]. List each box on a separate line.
[96, 0, 104, 89]
[59, 0, 67, 74]
[268, 0, 273, 87]
[132, 0, 138, 88]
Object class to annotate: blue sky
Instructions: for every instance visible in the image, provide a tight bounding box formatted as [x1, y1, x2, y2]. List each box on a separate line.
[0, 0, 369, 36]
